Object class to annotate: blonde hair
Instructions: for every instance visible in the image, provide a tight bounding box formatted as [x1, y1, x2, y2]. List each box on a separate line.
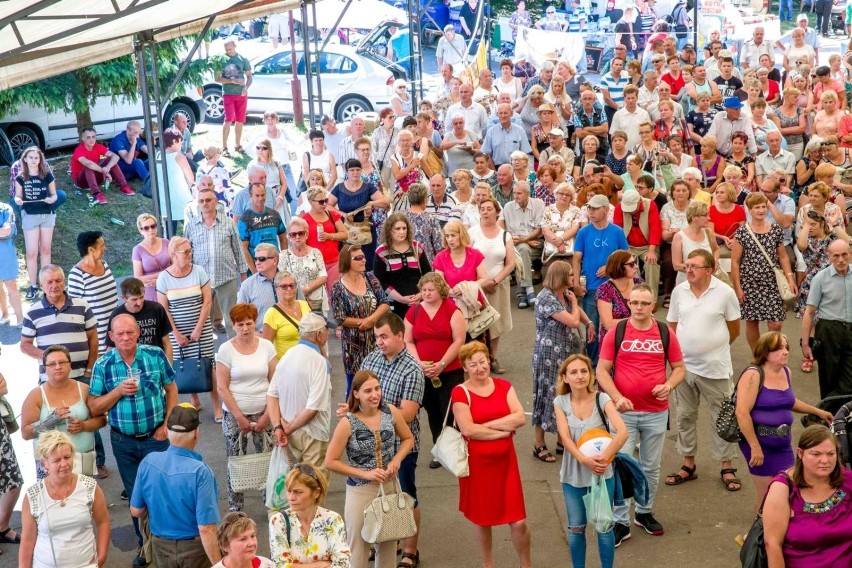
[136, 213, 157, 230]
[36, 430, 75, 461]
[442, 220, 471, 249]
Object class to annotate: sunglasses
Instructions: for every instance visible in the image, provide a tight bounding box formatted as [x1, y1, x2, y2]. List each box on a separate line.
[256, 146, 269, 150]
[293, 463, 318, 481]
[312, 199, 328, 205]
[351, 255, 366, 261]
[623, 261, 638, 268]
[807, 209, 825, 221]
[288, 231, 307, 238]
[140, 224, 157, 231]
[254, 256, 274, 262]
[277, 283, 296, 290]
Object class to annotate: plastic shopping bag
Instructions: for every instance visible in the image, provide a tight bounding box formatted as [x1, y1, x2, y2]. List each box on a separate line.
[583, 475, 614, 534]
[264, 445, 290, 510]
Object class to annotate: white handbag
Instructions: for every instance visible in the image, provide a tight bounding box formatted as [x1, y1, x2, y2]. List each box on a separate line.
[227, 432, 273, 492]
[361, 478, 417, 544]
[73, 450, 97, 477]
[431, 385, 470, 478]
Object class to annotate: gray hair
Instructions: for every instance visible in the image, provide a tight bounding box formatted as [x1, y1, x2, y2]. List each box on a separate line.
[254, 243, 278, 257]
[541, 60, 555, 72]
[274, 271, 297, 286]
[247, 164, 266, 178]
[407, 183, 428, 206]
[514, 181, 531, 194]
[288, 217, 309, 231]
[38, 264, 64, 284]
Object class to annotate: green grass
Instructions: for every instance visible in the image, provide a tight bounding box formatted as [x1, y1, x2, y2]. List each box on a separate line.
[4, 121, 304, 290]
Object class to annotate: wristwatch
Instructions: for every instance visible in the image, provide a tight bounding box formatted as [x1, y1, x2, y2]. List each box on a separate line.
[273, 425, 284, 433]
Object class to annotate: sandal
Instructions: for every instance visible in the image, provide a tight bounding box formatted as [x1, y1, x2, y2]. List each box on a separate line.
[801, 359, 814, 373]
[555, 442, 565, 455]
[665, 464, 698, 486]
[397, 551, 419, 568]
[533, 445, 556, 463]
[662, 295, 670, 309]
[0, 528, 20, 544]
[490, 358, 506, 374]
[721, 468, 742, 492]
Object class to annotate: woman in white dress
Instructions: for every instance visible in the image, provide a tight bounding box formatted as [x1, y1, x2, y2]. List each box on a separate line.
[671, 201, 719, 286]
[156, 127, 194, 234]
[302, 130, 337, 191]
[19, 431, 110, 568]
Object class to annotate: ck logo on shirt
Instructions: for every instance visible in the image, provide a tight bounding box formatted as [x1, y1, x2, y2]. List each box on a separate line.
[621, 339, 664, 353]
[593, 237, 610, 247]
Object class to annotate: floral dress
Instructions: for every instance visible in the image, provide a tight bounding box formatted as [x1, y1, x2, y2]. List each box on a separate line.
[331, 272, 389, 375]
[541, 203, 581, 252]
[733, 223, 787, 322]
[594, 277, 644, 339]
[407, 211, 443, 263]
[531, 288, 579, 434]
[796, 234, 836, 317]
[391, 154, 423, 212]
[269, 506, 350, 568]
[729, 153, 756, 197]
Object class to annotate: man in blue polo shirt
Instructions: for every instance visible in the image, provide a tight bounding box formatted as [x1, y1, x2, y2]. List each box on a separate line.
[482, 103, 531, 169]
[108, 120, 149, 181]
[572, 194, 629, 363]
[89, 314, 177, 567]
[131, 403, 221, 568]
[238, 182, 287, 269]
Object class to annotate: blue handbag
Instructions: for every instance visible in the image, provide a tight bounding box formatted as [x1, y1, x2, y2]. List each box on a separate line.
[173, 343, 213, 394]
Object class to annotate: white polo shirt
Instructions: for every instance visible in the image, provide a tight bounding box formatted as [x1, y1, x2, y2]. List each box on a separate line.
[666, 276, 741, 379]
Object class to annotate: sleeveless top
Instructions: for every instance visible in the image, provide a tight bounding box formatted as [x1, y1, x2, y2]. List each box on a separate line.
[554, 392, 614, 487]
[307, 149, 333, 182]
[468, 226, 507, 279]
[155, 151, 192, 221]
[675, 230, 713, 285]
[27, 475, 98, 568]
[39, 383, 95, 453]
[776, 107, 804, 146]
[699, 154, 724, 189]
[345, 407, 396, 487]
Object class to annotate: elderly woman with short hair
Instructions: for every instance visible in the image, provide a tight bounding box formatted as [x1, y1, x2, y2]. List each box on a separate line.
[262, 271, 311, 359]
[278, 216, 328, 312]
[404, 183, 443, 263]
[510, 150, 537, 185]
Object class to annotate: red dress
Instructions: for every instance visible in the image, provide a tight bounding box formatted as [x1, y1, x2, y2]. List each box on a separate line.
[451, 378, 526, 526]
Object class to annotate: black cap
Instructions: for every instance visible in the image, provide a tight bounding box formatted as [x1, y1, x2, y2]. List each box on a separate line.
[683, 43, 695, 51]
[168, 403, 200, 432]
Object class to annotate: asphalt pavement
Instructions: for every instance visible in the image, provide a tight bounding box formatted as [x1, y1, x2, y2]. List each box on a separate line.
[0, 291, 823, 568]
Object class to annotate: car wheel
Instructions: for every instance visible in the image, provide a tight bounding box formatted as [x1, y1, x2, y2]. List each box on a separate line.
[0, 130, 14, 167]
[164, 102, 196, 132]
[203, 87, 224, 124]
[335, 96, 371, 123]
[7, 125, 41, 157]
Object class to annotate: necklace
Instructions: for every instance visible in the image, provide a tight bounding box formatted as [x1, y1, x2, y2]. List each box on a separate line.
[279, 301, 300, 316]
[47, 476, 74, 507]
[401, 150, 414, 161]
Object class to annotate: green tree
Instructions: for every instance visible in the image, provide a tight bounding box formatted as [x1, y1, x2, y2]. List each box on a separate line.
[0, 36, 217, 129]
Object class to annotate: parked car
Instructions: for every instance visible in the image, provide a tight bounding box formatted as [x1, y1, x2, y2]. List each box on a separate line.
[201, 41, 404, 124]
[0, 92, 205, 158]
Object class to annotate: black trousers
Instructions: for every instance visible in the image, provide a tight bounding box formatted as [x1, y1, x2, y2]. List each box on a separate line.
[815, 0, 833, 34]
[814, 319, 852, 399]
[422, 368, 466, 444]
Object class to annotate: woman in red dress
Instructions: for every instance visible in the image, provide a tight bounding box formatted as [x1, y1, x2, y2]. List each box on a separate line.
[451, 341, 530, 568]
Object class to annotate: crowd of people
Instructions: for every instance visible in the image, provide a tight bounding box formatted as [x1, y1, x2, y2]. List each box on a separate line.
[6, 12, 852, 568]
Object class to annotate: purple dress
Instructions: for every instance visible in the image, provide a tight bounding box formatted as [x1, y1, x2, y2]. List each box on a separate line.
[132, 238, 170, 301]
[738, 366, 795, 477]
[776, 468, 852, 567]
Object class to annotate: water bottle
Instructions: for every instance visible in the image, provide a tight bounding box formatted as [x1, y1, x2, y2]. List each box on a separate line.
[579, 275, 587, 287]
[103, 179, 110, 191]
[317, 225, 324, 241]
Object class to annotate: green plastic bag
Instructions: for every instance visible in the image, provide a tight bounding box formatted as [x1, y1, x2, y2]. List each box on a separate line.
[583, 474, 614, 534]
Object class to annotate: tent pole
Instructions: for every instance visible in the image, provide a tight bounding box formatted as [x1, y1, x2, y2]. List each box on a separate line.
[311, 0, 325, 119]
[162, 15, 216, 103]
[301, 1, 316, 127]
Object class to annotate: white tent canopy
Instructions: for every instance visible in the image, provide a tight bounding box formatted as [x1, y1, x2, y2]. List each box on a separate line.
[0, 0, 301, 90]
[293, 0, 407, 29]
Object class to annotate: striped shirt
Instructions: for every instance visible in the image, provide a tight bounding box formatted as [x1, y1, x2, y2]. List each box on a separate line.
[89, 345, 175, 436]
[184, 212, 248, 288]
[600, 73, 630, 108]
[426, 193, 460, 227]
[567, 8, 587, 32]
[156, 265, 215, 358]
[67, 263, 119, 355]
[21, 294, 97, 379]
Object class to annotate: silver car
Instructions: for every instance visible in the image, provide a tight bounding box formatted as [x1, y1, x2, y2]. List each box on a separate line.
[202, 43, 404, 124]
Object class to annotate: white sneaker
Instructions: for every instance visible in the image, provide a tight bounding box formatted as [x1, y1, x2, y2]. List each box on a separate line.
[0, 316, 10, 326]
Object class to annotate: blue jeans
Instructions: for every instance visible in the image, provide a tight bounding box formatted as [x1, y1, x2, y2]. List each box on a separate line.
[582, 292, 600, 365]
[613, 410, 668, 524]
[779, 0, 793, 20]
[117, 158, 149, 181]
[110, 429, 169, 546]
[562, 478, 616, 568]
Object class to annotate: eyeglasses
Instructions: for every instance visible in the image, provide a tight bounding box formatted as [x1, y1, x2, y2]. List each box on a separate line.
[293, 462, 318, 481]
[628, 300, 653, 307]
[639, 130, 652, 135]
[623, 261, 638, 268]
[140, 224, 157, 231]
[288, 231, 307, 238]
[176, 249, 192, 255]
[312, 199, 328, 205]
[277, 283, 297, 290]
[685, 265, 711, 271]
[351, 255, 366, 261]
[256, 146, 269, 150]
[556, 192, 571, 197]
[45, 360, 71, 369]
[254, 256, 274, 262]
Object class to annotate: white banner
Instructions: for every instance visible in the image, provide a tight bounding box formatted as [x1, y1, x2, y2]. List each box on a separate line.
[513, 26, 586, 70]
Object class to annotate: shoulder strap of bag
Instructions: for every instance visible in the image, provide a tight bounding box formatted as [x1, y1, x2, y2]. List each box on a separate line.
[745, 223, 781, 270]
[381, 129, 397, 163]
[273, 304, 301, 329]
[595, 391, 611, 433]
[732, 365, 765, 405]
[283, 510, 292, 546]
[758, 473, 794, 515]
[612, 319, 669, 367]
[445, 384, 472, 428]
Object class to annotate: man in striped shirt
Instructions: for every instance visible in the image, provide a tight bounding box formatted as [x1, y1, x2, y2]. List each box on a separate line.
[21, 264, 98, 384]
[600, 57, 629, 125]
[425, 174, 459, 227]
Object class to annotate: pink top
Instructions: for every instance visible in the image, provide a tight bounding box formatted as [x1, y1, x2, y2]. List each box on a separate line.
[431, 247, 485, 289]
[132, 238, 170, 301]
[776, 469, 852, 567]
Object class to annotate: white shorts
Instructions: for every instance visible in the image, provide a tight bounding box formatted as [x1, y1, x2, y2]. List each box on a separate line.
[268, 14, 288, 41]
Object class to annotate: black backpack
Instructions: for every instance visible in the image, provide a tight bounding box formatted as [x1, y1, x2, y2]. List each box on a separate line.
[831, 401, 852, 468]
[611, 318, 671, 369]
